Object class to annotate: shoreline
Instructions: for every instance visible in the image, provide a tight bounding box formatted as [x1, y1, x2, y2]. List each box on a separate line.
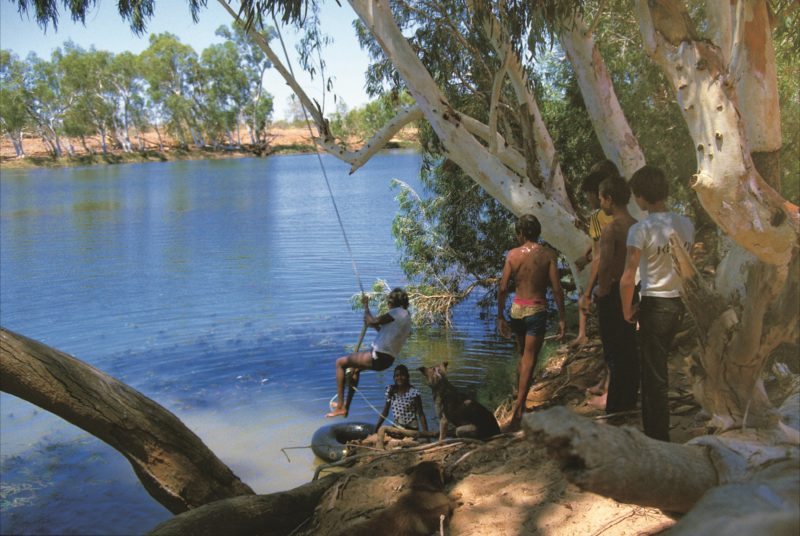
[0, 127, 419, 171]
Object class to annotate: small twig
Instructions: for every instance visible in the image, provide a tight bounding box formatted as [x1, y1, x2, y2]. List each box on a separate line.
[313, 439, 473, 480]
[592, 409, 640, 420]
[589, 506, 640, 536]
[281, 445, 313, 463]
[286, 516, 313, 536]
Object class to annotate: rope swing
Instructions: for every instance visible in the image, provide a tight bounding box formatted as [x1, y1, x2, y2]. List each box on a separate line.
[272, 15, 369, 411]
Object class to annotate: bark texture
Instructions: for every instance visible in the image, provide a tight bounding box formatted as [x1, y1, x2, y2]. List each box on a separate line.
[146, 476, 338, 536]
[523, 406, 718, 513]
[636, 0, 798, 268]
[0, 328, 255, 513]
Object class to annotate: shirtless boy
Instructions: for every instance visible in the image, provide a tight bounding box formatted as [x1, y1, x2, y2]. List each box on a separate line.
[497, 214, 566, 430]
[595, 176, 639, 415]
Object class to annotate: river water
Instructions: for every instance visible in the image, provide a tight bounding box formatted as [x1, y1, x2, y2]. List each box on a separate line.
[0, 151, 533, 535]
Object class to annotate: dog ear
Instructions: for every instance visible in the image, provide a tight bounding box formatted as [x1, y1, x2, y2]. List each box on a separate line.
[442, 361, 449, 370]
[418, 366, 427, 374]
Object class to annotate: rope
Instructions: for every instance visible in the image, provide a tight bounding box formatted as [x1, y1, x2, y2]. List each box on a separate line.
[328, 384, 399, 428]
[271, 14, 365, 295]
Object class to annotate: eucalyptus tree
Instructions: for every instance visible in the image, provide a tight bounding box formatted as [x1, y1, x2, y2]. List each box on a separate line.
[0, 50, 29, 157]
[215, 22, 275, 146]
[201, 40, 246, 146]
[4, 0, 799, 533]
[56, 43, 117, 154]
[109, 51, 146, 152]
[140, 32, 204, 147]
[23, 51, 69, 156]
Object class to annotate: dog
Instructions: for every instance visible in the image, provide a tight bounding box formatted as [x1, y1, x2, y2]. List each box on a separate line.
[343, 461, 452, 536]
[419, 362, 500, 441]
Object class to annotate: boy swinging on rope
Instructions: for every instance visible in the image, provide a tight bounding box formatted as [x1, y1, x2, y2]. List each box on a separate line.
[326, 288, 412, 418]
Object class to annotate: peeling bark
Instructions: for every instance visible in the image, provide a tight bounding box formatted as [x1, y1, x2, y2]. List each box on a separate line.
[558, 14, 646, 180]
[636, 0, 798, 267]
[0, 328, 254, 513]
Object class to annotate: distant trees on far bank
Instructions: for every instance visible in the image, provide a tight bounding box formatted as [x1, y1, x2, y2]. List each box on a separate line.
[0, 22, 276, 158]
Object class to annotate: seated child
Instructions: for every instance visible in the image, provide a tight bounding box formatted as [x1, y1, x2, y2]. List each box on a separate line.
[376, 365, 428, 433]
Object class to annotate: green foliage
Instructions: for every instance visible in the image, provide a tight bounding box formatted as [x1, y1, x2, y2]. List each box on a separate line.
[328, 91, 415, 144]
[773, 1, 800, 203]
[0, 19, 276, 154]
[390, 153, 517, 325]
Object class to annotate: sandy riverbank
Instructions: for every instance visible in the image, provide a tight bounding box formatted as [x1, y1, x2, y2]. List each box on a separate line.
[0, 126, 418, 170]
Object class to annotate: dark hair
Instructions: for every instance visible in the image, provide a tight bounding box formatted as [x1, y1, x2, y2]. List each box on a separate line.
[394, 364, 409, 376]
[629, 165, 669, 204]
[387, 287, 410, 309]
[515, 214, 541, 242]
[599, 176, 631, 206]
[581, 159, 621, 195]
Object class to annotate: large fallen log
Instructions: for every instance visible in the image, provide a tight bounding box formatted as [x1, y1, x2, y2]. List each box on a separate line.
[145, 475, 339, 536]
[525, 406, 800, 533]
[0, 327, 254, 513]
[523, 406, 717, 512]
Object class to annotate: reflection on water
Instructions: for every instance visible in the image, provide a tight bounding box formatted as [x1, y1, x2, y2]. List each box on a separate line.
[0, 152, 520, 535]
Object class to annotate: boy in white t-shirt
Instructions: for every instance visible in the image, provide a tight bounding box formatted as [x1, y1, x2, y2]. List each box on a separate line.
[621, 166, 694, 442]
[327, 288, 412, 418]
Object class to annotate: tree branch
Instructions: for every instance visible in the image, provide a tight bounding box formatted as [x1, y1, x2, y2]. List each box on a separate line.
[0, 328, 254, 513]
[317, 104, 423, 173]
[145, 476, 339, 536]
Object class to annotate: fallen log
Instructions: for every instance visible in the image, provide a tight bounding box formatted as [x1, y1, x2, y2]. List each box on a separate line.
[523, 406, 718, 512]
[145, 475, 339, 536]
[0, 327, 254, 513]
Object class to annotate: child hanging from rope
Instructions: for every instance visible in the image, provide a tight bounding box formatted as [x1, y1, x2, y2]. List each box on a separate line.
[375, 364, 429, 434]
[326, 288, 412, 418]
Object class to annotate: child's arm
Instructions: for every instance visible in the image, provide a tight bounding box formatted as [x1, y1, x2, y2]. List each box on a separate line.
[414, 394, 428, 432]
[375, 397, 391, 430]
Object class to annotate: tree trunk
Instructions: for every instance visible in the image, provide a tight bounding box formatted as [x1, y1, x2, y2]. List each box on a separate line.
[523, 406, 718, 513]
[558, 14, 646, 180]
[348, 0, 587, 265]
[0, 328, 255, 514]
[145, 475, 338, 536]
[636, 0, 798, 268]
[671, 236, 799, 431]
[524, 407, 800, 533]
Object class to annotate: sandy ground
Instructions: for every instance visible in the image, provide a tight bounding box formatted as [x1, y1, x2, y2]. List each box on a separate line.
[297, 337, 706, 536]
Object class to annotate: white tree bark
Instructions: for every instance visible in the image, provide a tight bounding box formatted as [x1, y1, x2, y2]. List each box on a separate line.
[316, 104, 424, 174]
[348, 0, 588, 265]
[636, 0, 798, 268]
[558, 14, 646, 180]
[475, 9, 572, 211]
[708, 0, 782, 190]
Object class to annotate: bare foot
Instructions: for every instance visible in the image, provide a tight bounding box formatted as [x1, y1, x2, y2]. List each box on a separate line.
[569, 336, 588, 348]
[500, 417, 521, 433]
[325, 408, 347, 418]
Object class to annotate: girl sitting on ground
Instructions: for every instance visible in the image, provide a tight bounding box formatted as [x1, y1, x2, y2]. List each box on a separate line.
[375, 365, 428, 434]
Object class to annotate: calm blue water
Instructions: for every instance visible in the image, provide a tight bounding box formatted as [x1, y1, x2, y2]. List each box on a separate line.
[0, 151, 520, 535]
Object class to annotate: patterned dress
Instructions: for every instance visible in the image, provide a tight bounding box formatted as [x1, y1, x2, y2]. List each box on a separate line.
[385, 385, 421, 429]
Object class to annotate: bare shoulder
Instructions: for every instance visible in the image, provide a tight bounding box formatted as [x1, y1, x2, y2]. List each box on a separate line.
[540, 244, 558, 261]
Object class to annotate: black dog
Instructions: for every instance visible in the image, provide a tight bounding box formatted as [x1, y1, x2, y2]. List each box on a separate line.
[419, 362, 500, 441]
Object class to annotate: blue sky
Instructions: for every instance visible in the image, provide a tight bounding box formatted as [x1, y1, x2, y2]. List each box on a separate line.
[0, 0, 372, 120]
